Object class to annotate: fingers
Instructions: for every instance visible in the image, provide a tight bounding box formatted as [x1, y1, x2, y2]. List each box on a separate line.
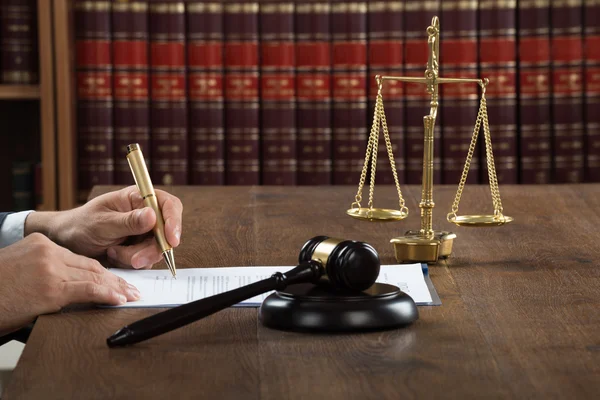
[126, 185, 144, 209]
[65, 266, 141, 302]
[111, 207, 157, 239]
[97, 185, 141, 212]
[107, 237, 163, 269]
[60, 282, 128, 306]
[100, 186, 182, 250]
[61, 251, 141, 302]
[155, 190, 183, 247]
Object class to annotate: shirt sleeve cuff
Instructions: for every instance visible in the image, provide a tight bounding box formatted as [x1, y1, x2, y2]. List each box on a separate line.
[0, 210, 35, 248]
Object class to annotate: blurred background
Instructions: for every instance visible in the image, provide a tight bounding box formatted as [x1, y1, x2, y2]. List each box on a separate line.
[0, 0, 597, 214]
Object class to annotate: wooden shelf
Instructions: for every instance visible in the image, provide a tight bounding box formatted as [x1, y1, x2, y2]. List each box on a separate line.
[0, 85, 40, 100]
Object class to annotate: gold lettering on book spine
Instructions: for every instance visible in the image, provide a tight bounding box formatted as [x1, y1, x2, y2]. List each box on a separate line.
[518, 0, 549, 7]
[260, 3, 294, 14]
[149, 3, 184, 14]
[552, 0, 582, 7]
[75, 1, 111, 12]
[479, 0, 516, 8]
[225, 3, 259, 14]
[187, 3, 223, 13]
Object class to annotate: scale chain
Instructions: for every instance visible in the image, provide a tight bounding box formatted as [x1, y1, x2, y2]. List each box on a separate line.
[447, 89, 485, 221]
[448, 82, 505, 222]
[351, 76, 408, 217]
[379, 92, 408, 215]
[367, 94, 380, 210]
[352, 85, 382, 210]
[482, 99, 504, 216]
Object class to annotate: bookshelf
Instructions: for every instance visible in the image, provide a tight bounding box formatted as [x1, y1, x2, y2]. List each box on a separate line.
[54, 0, 77, 210]
[0, 85, 40, 99]
[46, 0, 600, 212]
[0, 0, 56, 212]
[38, 0, 57, 211]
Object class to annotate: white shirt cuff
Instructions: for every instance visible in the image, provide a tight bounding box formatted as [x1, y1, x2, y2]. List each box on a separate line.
[0, 210, 35, 248]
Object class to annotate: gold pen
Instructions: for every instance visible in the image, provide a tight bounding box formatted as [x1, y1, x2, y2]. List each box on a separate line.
[126, 143, 177, 278]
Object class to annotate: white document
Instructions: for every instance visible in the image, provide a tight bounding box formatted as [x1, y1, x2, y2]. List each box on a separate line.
[108, 263, 433, 308]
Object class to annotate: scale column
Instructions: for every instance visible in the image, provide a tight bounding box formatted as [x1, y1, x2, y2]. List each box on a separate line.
[420, 115, 435, 238]
[419, 94, 437, 238]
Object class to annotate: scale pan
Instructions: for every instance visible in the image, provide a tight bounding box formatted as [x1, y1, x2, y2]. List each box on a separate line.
[346, 207, 408, 222]
[449, 214, 513, 227]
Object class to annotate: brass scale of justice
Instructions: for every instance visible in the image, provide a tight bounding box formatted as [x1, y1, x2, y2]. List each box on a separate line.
[347, 16, 513, 264]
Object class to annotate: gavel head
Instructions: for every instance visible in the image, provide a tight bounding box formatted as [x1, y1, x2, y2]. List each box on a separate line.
[298, 236, 380, 291]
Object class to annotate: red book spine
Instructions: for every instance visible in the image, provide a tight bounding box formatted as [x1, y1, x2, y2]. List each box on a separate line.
[187, 2, 224, 185]
[149, 2, 188, 186]
[0, 0, 38, 84]
[479, 0, 517, 184]
[518, 0, 552, 184]
[224, 2, 260, 185]
[404, 1, 441, 185]
[332, 1, 367, 185]
[551, 0, 584, 183]
[112, 1, 149, 185]
[584, 0, 600, 181]
[296, 1, 332, 185]
[440, 0, 479, 185]
[74, 0, 114, 203]
[368, 1, 405, 185]
[260, 1, 296, 185]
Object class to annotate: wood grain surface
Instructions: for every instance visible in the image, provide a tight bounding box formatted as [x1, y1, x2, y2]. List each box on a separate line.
[4, 185, 599, 399]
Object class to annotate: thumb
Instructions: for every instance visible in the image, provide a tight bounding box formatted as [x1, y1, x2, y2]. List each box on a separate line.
[115, 207, 156, 237]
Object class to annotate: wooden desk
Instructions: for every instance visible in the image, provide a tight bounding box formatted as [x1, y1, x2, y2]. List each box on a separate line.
[4, 185, 600, 399]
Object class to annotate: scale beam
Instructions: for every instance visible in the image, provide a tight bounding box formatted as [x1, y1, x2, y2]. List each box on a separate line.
[379, 76, 488, 86]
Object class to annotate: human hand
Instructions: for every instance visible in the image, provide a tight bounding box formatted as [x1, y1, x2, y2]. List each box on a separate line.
[26, 186, 183, 269]
[0, 233, 140, 336]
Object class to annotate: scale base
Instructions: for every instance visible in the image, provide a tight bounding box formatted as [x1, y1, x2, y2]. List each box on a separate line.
[390, 230, 457, 264]
[259, 282, 418, 332]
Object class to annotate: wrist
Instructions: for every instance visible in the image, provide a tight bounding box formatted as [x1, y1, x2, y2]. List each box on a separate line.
[24, 211, 64, 244]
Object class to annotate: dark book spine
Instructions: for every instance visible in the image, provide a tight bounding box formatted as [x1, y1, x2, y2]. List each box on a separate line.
[260, 1, 296, 185]
[518, 0, 551, 184]
[224, 2, 260, 185]
[440, 0, 479, 185]
[584, 0, 600, 181]
[368, 0, 405, 185]
[11, 161, 33, 211]
[404, 1, 440, 185]
[478, 0, 517, 184]
[551, 0, 584, 183]
[34, 161, 42, 208]
[331, 1, 367, 185]
[296, 1, 332, 185]
[112, 1, 150, 185]
[74, 0, 114, 203]
[0, 0, 38, 84]
[149, 2, 188, 186]
[187, 2, 225, 185]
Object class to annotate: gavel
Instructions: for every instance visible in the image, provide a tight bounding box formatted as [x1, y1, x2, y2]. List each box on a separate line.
[107, 236, 381, 347]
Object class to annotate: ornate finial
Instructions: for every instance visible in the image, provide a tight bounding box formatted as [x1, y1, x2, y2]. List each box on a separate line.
[425, 17, 440, 94]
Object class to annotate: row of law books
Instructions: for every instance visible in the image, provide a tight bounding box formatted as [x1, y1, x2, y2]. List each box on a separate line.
[0, 0, 39, 84]
[74, 0, 600, 202]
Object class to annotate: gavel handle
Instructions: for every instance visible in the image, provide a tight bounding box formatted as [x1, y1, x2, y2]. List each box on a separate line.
[107, 261, 324, 347]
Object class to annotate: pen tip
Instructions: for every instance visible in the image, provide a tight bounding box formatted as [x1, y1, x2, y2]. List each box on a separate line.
[163, 250, 176, 278]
